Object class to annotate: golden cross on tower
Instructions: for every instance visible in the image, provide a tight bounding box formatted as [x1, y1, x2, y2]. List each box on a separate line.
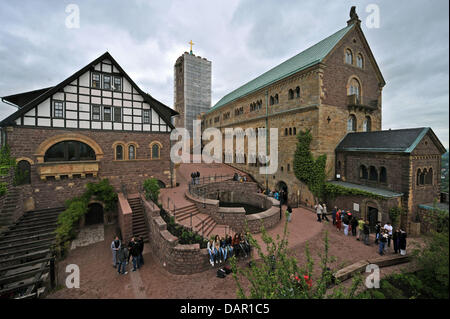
[189, 40, 194, 54]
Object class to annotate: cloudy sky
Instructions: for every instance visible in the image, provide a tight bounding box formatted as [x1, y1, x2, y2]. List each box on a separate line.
[0, 0, 448, 148]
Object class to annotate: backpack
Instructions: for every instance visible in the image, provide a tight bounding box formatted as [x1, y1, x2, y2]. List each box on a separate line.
[216, 268, 226, 278]
[223, 265, 232, 274]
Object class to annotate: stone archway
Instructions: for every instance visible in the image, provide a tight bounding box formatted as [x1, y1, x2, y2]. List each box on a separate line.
[362, 199, 382, 231]
[85, 203, 104, 225]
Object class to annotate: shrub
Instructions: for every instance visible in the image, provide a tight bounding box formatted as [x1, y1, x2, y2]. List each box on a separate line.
[143, 178, 160, 203]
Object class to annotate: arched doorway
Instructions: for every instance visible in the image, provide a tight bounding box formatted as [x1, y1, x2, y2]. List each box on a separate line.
[16, 160, 31, 185]
[85, 203, 104, 225]
[367, 205, 379, 232]
[157, 180, 166, 188]
[275, 181, 288, 205]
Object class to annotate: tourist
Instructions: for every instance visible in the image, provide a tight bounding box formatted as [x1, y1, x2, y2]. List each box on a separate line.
[384, 222, 393, 248]
[233, 173, 239, 181]
[350, 215, 357, 236]
[214, 235, 223, 263]
[315, 203, 323, 222]
[331, 206, 337, 225]
[363, 221, 370, 245]
[274, 191, 279, 201]
[336, 210, 342, 231]
[220, 236, 228, 261]
[357, 218, 364, 241]
[232, 233, 241, 257]
[241, 233, 251, 257]
[111, 236, 121, 268]
[287, 205, 293, 222]
[399, 229, 407, 255]
[196, 171, 201, 185]
[191, 172, 195, 185]
[117, 245, 129, 275]
[379, 230, 388, 255]
[375, 221, 381, 244]
[321, 203, 329, 221]
[128, 237, 140, 271]
[207, 238, 217, 266]
[342, 213, 350, 236]
[137, 235, 144, 267]
[225, 234, 234, 258]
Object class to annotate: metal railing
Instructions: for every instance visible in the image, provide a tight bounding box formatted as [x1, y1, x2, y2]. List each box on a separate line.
[347, 94, 378, 109]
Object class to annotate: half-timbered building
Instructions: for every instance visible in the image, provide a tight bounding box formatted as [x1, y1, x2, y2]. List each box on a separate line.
[0, 52, 177, 211]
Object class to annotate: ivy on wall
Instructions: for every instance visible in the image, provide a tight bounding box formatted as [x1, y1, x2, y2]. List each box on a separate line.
[54, 179, 118, 256]
[293, 129, 327, 202]
[324, 183, 386, 201]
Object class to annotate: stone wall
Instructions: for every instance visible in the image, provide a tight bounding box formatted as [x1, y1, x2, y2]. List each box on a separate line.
[141, 195, 211, 275]
[117, 193, 132, 241]
[188, 181, 281, 234]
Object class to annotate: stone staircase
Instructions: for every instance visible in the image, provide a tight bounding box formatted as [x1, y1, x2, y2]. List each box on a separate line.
[174, 203, 200, 222]
[0, 207, 63, 299]
[0, 186, 21, 234]
[127, 196, 149, 243]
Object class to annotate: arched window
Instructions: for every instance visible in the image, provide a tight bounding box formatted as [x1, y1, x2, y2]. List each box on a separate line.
[44, 140, 96, 162]
[363, 116, 372, 132]
[293, 127, 296, 135]
[360, 165, 368, 180]
[288, 89, 294, 100]
[285, 128, 288, 136]
[345, 49, 353, 64]
[115, 145, 123, 160]
[151, 143, 161, 159]
[270, 96, 274, 105]
[128, 145, 136, 160]
[380, 167, 387, 183]
[417, 169, 422, 185]
[296, 86, 300, 98]
[16, 160, 31, 185]
[348, 78, 361, 98]
[426, 168, 433, 185]
[369, 166, 378, 181]
[357, 54, 363, 68]
[347, 115, 357, 132]
[289, 128, 292, 135]
[275, 94, 279, 104]
[420, 169, 427, 185]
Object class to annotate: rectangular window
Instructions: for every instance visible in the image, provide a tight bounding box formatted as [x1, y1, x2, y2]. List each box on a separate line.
[114, 107, 122, 123]
[92, 73, 101, 88]
[53, 101, 64, 118]
[113, 77, 122, 91]
[103, 106, 111, 121]
[92, 105, 101, 121]
[143, 109, 150, 124]
[103, 75, 111, 90]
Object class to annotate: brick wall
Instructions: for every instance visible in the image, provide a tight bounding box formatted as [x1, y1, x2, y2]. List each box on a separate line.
[6, 126, 173, 209]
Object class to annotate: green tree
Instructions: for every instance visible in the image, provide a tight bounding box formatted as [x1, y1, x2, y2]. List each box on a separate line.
[230, 214, 361, 299]
[293, 129, 327, 203]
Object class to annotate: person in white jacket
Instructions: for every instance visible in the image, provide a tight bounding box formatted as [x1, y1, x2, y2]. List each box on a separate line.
[111, 236, 121, 268]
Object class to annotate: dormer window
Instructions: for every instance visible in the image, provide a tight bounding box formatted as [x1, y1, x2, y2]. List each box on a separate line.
[92, 73, 101, 88]
[103, 75, 111, 90]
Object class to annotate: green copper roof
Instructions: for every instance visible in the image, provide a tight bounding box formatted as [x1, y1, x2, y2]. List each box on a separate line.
[208, 23, 355, 114]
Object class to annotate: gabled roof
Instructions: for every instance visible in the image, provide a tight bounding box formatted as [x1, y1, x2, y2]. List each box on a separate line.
[207, 23, 355, 114]
[0, 52, 177, 128]
[336, 127, 446, 154]
[2, 87, 53, 108]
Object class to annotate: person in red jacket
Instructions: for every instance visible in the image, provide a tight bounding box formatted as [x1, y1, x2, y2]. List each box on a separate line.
[336, 210, 342, 231]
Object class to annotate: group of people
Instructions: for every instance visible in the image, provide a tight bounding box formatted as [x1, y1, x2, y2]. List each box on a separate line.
[314, 203, 330, 222]
[261, 188, 287, 206]
[232, 173, 247, 182]
[375, 222, 407, 256]
[190, 171, 201, 185]
[206, 233, 251, 267]
[111, 235, 145, 275]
